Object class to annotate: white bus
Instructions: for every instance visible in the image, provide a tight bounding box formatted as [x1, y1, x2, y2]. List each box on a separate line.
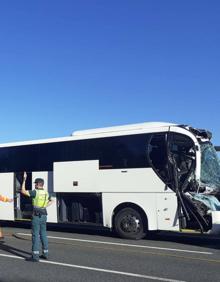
[0, 122, 220, 239]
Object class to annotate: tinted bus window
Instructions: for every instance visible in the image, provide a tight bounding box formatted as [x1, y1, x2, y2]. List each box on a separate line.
[0, 133, 151, 172]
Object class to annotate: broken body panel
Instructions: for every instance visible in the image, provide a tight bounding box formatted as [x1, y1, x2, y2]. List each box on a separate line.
[148, 125, 220, 234]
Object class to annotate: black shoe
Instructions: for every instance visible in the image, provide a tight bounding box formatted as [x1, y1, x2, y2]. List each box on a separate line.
[26, 257, 39, 262]
[39, 255, 48, 260]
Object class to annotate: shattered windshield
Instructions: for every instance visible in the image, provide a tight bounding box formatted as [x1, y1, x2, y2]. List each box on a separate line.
[200, 143, 220, 189]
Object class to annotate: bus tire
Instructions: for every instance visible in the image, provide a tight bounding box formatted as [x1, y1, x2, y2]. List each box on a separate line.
[114, 207, 146, 240]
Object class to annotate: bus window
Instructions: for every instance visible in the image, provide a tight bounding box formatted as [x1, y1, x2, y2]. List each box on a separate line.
[87, 134, 150, 169]
[168, 133, 195, 188]
[148, 133, 170, 183]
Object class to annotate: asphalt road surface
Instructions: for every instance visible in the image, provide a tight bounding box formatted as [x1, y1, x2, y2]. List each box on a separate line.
[0, 225, 220, 282]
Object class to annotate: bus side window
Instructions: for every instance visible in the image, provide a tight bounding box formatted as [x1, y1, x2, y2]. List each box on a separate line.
[148, 133, 170, 182]
[169, 133, 195, 186]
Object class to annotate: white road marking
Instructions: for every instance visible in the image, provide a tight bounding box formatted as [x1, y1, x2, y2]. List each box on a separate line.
[0, 253, 186, 282]
[17, 233, 212, 255]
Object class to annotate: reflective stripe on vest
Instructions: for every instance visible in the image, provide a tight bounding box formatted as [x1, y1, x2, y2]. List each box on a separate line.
[32, 190, 48, 208]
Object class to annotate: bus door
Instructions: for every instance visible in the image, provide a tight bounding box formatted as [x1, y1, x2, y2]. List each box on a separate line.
[14, 172, 57, 222]
[14, 172, 32, 220]
[0, 173, 14, 220]
[148, 132, 198, 231]
[148, 133, 179, 231]
[167, 132, 210, 232]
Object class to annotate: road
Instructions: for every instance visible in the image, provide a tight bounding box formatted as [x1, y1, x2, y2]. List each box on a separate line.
[0, 225, 220, 282]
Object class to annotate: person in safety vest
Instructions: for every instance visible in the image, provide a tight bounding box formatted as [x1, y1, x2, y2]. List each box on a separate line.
[21, 172, 53, 262]
[0, 195, 13, 239]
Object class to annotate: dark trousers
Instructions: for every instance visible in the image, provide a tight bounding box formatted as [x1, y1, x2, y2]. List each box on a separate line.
[31, 215, 48, 259]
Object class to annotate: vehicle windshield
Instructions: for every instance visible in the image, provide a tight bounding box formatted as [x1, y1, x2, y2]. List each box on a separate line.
[200, 143, 220, 189]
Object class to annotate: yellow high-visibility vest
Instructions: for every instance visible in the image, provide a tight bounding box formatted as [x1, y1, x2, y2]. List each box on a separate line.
[32, 189, 49, 208]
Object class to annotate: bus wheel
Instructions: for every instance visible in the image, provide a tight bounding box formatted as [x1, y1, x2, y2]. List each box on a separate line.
[114, 207, 146, 240]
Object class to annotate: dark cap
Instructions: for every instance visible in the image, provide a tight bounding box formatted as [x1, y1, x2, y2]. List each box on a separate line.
[34, 178, 44, 185]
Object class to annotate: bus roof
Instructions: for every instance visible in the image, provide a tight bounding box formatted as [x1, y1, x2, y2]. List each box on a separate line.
[72, 122, 176, 136]
[0, 121, 177, 148]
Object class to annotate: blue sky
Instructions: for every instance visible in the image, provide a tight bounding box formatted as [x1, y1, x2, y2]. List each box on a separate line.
[0, 1, 219, 145]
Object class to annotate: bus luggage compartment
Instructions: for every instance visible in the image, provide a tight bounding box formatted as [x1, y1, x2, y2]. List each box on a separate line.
[57, 193, 103, 225]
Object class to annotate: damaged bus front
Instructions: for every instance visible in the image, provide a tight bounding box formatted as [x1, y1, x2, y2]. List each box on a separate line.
[148, 125, 220, 234]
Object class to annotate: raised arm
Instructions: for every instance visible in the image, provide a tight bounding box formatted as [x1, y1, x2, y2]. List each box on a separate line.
[21, 172, 30, 197]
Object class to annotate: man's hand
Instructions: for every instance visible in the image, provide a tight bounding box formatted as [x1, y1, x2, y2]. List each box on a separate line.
[23, 171, 27, 181]
[21, 172, 30, 197]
